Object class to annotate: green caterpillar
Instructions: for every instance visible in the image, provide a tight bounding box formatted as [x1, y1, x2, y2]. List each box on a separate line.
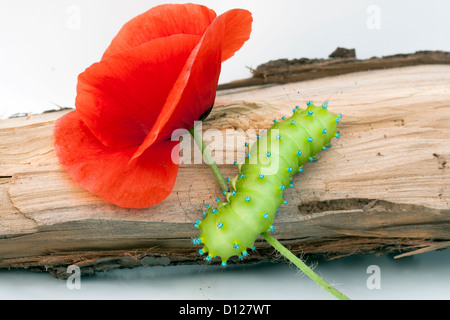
[193, 101, 341, 266]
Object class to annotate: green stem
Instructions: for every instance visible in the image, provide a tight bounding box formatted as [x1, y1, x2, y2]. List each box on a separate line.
[189, 125, 350, 300]
[189, 126, 228, 192]
[261, 232, 350, 300]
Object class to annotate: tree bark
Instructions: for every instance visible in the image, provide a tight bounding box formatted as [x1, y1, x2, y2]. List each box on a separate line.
[217, 50, 450, 90]
[1, 64, 449, 279]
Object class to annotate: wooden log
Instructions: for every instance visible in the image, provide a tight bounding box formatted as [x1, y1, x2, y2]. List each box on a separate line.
[1, 64, 449, 278]
[218, 50, 450, 90]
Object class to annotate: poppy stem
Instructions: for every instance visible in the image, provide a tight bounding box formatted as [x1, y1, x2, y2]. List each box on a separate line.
[260, 232, 350, 300]
[188, 126, 228, 192]
[188, 125, 350, 300]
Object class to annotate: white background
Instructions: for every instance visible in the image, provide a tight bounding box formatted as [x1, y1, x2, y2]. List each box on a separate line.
[1, 0, 450, 300]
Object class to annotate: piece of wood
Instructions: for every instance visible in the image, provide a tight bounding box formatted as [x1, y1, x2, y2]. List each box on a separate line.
[217, 50, 450, 90]
[1, 65, 449, 278]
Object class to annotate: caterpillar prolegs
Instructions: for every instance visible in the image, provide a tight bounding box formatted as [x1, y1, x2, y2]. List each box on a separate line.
[193, 101, 341, 265]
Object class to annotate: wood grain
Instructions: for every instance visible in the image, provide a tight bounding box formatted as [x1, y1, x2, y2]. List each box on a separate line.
[1, 65, 449, 278]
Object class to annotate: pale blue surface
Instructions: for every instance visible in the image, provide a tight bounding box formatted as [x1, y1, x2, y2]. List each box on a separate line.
[2, 251, 450, 300]
[0, 0, 449, 300]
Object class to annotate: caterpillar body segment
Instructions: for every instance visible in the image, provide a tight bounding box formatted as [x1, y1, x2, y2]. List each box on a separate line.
[194, 102, 341, 265]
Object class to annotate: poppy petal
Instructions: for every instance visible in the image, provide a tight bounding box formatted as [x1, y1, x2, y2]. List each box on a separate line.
[102, 3, 216, 59]
[54, 110, 179, 208]
[131, 9, 252, 160]
[220, 9, 253, 62]
[76, 34, 201, 149]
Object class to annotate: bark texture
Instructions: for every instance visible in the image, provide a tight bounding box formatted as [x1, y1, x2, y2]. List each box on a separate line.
[1, 64, 449, 278]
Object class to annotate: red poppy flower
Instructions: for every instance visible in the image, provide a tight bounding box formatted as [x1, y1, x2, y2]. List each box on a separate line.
[54, 4, 252, 208]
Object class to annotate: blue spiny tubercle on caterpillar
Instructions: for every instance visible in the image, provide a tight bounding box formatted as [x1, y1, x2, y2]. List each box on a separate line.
[193, 101, 341, 265]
